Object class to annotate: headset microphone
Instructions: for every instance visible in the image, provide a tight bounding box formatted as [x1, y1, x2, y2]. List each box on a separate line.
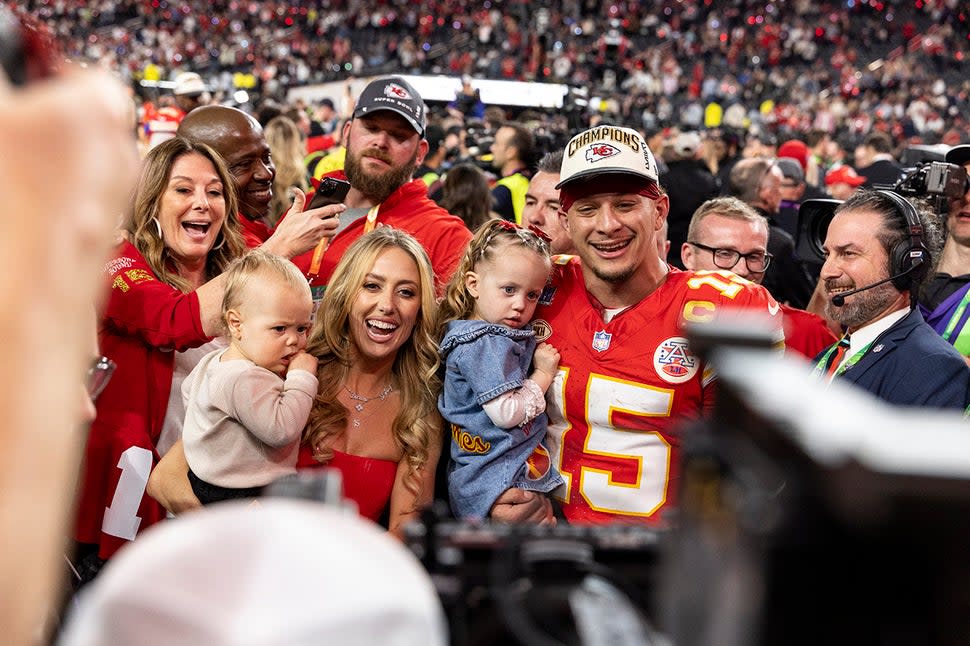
[830, 259, 923, 307]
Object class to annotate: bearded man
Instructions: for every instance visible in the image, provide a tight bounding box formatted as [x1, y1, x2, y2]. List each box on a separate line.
[290, 77, 470, 298]
[815, 190, 969, 409]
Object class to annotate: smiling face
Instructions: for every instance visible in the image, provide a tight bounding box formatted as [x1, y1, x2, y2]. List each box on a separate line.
[343, 112, 427, 203]
[681, 212, 769, 283]
[821, 208, 907, 331]
[157, 152, 228, 268]
[348, 246, 422, 367]
[466, 244, 551, 329]
[211, 119, 275, 222]
[561, 189, 669, 299]
[227, 276, 313, 377]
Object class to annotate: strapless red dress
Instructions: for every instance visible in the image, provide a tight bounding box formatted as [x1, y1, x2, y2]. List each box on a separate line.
[296, 444, 397, 521]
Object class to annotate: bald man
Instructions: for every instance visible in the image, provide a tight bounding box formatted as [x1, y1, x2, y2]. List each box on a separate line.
[179, 105, 341, 258]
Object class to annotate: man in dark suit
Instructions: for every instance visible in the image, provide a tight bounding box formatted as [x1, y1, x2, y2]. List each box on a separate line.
[816, 190, 969, 409]
[854, 131, 904, 188]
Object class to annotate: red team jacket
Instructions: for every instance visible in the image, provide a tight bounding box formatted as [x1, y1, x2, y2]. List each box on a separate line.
[76, 241, 211, 558]
[533, 259, 781, 525]
[237, 213, 273, 249]
[290, 172, 472, 294]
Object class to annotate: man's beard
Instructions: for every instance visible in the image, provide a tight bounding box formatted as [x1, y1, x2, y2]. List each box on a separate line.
[345, 145, 418, 203]
[824, 279, 898, 330]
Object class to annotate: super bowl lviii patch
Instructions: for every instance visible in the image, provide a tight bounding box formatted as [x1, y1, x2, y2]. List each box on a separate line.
[654, 336, 699, 384]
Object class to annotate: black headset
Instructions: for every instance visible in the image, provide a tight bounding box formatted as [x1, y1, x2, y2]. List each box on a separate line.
[878, 190, 929, 291]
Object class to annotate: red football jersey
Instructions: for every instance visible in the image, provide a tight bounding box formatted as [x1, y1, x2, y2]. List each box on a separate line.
[533, 259, 781, 525]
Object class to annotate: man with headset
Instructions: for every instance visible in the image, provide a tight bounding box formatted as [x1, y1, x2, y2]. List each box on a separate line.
[815, 189, 970, 408]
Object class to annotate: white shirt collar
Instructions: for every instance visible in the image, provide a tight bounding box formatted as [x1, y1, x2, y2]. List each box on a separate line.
[846, 308, 908, 358]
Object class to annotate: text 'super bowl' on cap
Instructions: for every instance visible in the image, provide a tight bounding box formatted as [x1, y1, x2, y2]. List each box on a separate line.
[353, 76, 426, 136]
[557, 125, 659, 189]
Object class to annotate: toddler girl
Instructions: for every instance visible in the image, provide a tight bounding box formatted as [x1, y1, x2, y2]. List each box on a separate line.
[437, 220, 563, 519]
[182, 249, 319, 504]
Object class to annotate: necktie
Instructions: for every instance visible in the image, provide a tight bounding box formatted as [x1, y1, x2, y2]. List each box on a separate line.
[826, 335, 851, 377]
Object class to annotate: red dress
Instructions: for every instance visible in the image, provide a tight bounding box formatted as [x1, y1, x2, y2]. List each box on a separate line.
[296, 445, 397, 521]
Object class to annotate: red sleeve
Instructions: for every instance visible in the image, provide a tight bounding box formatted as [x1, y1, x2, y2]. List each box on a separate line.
[782, 305, 838, 359]
[100, 243, 208, 351]
[423, 220, 472, 295]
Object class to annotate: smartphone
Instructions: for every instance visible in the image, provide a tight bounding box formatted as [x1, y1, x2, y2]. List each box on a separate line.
[307, 177, 351, 210]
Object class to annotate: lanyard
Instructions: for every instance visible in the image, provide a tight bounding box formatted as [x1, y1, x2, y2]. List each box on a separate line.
[940, 287, 970, 342]
[813, 339, 873, 381]
[307, 203, 380, 280]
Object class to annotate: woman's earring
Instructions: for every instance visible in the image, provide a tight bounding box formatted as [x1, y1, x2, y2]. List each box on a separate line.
[211, 231, 225, 251]
[151, 217, 163, 239]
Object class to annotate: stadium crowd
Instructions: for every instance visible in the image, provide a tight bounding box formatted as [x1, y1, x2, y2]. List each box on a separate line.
[5, 1, 970, 644]
[19, 0, 970, 147]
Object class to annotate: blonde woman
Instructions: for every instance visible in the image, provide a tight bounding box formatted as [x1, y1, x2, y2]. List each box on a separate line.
[149, 228, 443, 537]
[264, 115, 309, 226]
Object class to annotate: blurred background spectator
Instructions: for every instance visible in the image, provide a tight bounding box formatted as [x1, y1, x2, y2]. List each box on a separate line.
[264, 115, 309, 227]
[14, 0, 967, 165]
[438, 163, 497, 231]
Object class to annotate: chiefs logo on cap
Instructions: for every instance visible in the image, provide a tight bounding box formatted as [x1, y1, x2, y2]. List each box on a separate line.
[384, 83, 412, 100]
[585, 143, 620, 163]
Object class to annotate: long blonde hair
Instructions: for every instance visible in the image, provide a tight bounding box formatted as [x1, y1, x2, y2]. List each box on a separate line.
[265, 115, 309, 226]
[436, 219, 551, 338]
[304, 228, 441, 494]
[124, 137, 245, 292]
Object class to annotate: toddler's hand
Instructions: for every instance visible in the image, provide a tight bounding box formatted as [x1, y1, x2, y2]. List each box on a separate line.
[533, 342, 561, 378]
[288, 350, 318, 375]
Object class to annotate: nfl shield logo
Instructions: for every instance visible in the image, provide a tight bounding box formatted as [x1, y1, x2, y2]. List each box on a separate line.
[592, 330, 612, 352]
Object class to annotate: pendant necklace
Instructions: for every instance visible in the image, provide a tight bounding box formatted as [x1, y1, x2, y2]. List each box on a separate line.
[343, 382, 394, 428]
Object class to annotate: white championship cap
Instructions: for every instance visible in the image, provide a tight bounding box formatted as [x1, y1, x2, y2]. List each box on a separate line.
[673, 131, 702, 158]
[59, 500, 448, 646]
[173, 72, 207, 96]
[557, 125, 659, 189]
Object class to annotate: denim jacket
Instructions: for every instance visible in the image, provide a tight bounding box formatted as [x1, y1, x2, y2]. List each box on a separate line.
[438, 319, 563, 519]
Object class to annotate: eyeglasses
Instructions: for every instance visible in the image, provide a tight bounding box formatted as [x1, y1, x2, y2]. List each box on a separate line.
[87, 356, 117, 402]
[687, 241, 773, 273]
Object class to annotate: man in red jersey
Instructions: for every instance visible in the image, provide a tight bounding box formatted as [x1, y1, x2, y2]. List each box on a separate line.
[490, 125, 782, 525]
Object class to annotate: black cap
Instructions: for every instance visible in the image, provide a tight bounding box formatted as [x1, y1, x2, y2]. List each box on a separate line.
[946, 144, 970, 167]
[353, 77, 425, 136]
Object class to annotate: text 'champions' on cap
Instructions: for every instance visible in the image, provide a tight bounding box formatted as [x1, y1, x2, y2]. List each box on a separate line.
[557, 126, 659, 189]
[353, 77, 426, 136]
